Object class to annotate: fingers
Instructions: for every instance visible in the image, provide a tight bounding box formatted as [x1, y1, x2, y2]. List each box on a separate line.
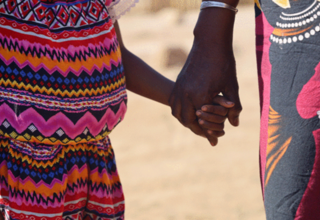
[212, 95, 234, 108]
[198, 114, 225, 146]
[170, 93, 207, 137]
[197, 102, 229, 146]
[196, 98, 229, 146]
[169, 86, 231, 146]
[189, 123, 207, 138]
[201, 105, 229, 116]
[207, 130, 225, 137]
[224, 86, 242, 127]
[196, 110, 226, 123]
[207, 136, 218, 146]
[199, 119, 224, 131]
[228, 105, 242, 127]
[180, 98, 209, 137]
[204, 130, 225, 146]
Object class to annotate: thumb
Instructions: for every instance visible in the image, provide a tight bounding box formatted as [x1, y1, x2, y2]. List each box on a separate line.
[212, 95, 235, 108]
[223, 88, 242, 127]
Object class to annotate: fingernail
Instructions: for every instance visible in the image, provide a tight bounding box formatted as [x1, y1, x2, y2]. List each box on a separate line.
[196, 111, 201, 116]
[208, 130, 213, 134]
[202, 106, 207, 111]
[199, 119, 204, 124]
[211, 142, 216, 146]
[226, 101, 234, 105]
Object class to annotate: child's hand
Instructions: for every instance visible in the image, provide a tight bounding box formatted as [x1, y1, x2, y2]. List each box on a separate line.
[196, 96, 234, 146]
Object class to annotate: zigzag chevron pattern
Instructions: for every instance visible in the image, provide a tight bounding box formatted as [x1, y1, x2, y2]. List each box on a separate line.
[0, 33, 120, 62]
[0, 100, 127, 144]
[0, 0, 127, 145]
[0, 72, 126, 97]
[0, 0, 126, 219]
[0, 136, 125, 219]
[0, 45, 122, 76]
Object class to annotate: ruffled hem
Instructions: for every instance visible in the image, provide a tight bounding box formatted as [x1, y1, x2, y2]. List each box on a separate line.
[108, 0, 139, 22]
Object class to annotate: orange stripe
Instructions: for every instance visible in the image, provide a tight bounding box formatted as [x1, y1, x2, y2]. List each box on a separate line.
[0, 140, 110, 168]
[273, 26, 312, 37]
[265, 137, 292, 186]
[265, 106, 292, 186]
[266, 106, 281, 155]
[0, 47, 121, 73]
[7, 168, 120, 196]
[0, 78, 125, 97]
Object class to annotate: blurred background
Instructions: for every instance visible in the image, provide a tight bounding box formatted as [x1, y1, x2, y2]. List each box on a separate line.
[109, 0, 264, 219]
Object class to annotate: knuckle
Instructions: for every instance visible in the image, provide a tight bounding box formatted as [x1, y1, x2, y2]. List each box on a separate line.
[217, 107, 228, 116]
[219, 116, 227, 123]
[222, 109, 228, 116]
[216, 131, 225, 137]
[236, 105, 243, 113]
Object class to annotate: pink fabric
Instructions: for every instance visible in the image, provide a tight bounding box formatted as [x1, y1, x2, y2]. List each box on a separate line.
[295, 129, 320, 219]
[296, 62, 320, 119]
[256, 12, 274, 195]
[0, 101, 127, 138]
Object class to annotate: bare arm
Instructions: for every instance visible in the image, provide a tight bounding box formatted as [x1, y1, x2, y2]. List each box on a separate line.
[114, 22, 174, 106]
[169, 0, 242, 145]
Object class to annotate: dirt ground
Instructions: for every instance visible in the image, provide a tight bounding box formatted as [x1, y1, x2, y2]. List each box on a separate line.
[109, 3, 265, 220]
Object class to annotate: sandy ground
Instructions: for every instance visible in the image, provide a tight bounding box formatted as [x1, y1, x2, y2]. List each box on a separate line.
[109, 3, 265, 220]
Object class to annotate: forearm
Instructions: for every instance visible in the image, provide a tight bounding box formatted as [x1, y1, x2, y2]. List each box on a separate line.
[196, 0, 239, 49]
[121, 47, 174, 106]
[179, 0, 239, 87]
[114, 22, 174, 106]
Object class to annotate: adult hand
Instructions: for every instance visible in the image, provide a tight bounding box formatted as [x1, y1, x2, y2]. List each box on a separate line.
[169, 6, 242, 146]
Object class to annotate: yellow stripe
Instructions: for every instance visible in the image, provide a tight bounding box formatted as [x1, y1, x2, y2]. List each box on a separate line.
[254, 0, 261, 10]
[0, 47, 122, 73]
[0, 139, 111, 168]
[0, 78, 125, 97]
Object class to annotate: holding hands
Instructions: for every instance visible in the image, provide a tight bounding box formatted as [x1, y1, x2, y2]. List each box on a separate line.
[168, 5, 242, 146]
[197, 96, 235, 146]
[116, 2, 242, 147]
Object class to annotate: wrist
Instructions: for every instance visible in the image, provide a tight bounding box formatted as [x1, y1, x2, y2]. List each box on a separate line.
[202, 0, 239, 8]
[194, 2, 236, 48]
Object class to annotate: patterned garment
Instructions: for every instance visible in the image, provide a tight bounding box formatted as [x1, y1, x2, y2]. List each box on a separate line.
[0, 0, 131, 219]
[0, 137, 124, 219]
[256, 0, 320, 219]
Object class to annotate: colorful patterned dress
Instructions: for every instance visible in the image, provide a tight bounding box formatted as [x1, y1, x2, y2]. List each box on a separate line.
[0, 0, 137, 219]
[256, 0, 320, 219]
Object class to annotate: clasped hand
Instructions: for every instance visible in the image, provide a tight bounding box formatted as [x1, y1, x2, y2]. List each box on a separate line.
[168, 44, 242, 146]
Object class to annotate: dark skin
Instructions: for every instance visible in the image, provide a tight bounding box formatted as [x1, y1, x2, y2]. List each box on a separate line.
[0, 3, 241, 219]
[114, 22, 234, 143]
[114, 22, 174, 106]
[169, 0, 242, 146]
